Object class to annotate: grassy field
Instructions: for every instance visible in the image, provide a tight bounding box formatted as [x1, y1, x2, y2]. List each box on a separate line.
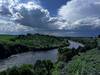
[0, 34, 68, 48]
[0, 35, 16, 43]
[65, 48, 100, 75]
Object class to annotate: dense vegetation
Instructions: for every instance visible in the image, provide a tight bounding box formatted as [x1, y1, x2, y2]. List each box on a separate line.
[0, 34, 68, 48]
[57, 37, 98, 62]
[0, 60, 54, 75]
[53, 48, 100, 75]
[58, 47, 78, 62]
[68, 37, 97, 49]
[53, 37, 100, 75]
[0, 34, 69, 59]
[0, 35, 100, 75]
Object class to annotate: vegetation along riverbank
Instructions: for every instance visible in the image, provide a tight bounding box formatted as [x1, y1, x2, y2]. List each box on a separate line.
[0, 34, 69, 59]
[0, 34, 100, 75]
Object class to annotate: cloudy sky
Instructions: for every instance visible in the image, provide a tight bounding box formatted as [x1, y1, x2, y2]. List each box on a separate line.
[0, 0, 100, 36]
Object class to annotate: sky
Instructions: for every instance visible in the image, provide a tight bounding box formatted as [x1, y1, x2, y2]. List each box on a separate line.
[40, 0, 69, 16]
[0, 0, 100, 36]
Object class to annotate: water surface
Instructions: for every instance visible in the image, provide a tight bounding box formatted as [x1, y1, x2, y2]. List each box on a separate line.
[0, 41, 84, 71]
[0, 49, 58, 71]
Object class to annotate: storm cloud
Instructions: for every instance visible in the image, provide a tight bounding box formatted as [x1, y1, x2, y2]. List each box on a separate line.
[0, 0, 58, 30]
[57, 0, 100, 36]
[0, 0, 100, 36]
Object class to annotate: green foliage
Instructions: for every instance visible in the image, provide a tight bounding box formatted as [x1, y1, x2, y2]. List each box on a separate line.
[15, 34, 65, 48]
[19, 64, 34, 75]
[55, 39, 100, 75]
[57, 37, 98, 62]
[69, 37, 98, 49]
[0, 34, 69, 59]
[52, 62, 64, 75]
[58, 47, 70, 54]
[58, 47, 80, 62]
[0, 71, 7, 75]
[66, 49, 100, 75]
[7, 66, 19, 75]
[97, 38, 100, 49]
[0, 60, 54, 75]
[34, 60, 54, 75]
[0, 34, 66, 48]
[0, 37, 100, 75]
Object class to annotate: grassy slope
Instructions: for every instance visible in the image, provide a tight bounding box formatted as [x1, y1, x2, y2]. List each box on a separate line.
[0, 34, 68, 49]
[66, 37, 100, 75]
[52, 38, 100, 75]
[0, 35, 16, 43]
[0, 37, 100, 75]
[52, 48, 100, 75]
[0, 34, 69, 59]
[97, 38, 100, 46]
[66, 48, 100, 75]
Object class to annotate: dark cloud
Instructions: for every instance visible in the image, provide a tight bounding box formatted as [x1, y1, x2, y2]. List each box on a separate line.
[0, 0, 100, 36]
[0, 0, 59, 30]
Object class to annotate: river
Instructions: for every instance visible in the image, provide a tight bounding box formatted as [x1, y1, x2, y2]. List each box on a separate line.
[0, 41, 84, 71]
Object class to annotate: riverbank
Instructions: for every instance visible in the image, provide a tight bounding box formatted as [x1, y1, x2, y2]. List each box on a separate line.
[0, 49, 58, 72]
[0, 34, 69, 59]
[0, 40, 84, 71]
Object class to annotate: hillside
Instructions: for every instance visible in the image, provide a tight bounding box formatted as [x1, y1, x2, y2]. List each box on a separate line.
[0, 34, 69, 59]
[0, 36, 100, 75]
[63, 48, 100, 75]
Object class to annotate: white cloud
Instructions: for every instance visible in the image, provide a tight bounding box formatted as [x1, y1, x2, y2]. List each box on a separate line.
[0, 0, 59, 30]
[58, 0, 100, 22]
[0, 0, 100, 36]
[0, 16, 36, 34]
[59, 17, 100, 30]
[57, 0, 100, 35]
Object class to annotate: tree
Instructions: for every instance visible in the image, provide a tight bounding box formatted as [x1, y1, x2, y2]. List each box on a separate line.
[19, 64, 34, 75]
[34, 60, 54, 75]
[8, 67, 19, 75]
[98, 35, 100, 38]
[0, 71, 7, 75]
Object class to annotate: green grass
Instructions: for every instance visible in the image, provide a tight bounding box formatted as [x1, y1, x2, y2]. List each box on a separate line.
[53, 36, 100, 75]
[66, 48, 100, 75]
[97, 38, 100, 46]
[0, 35, 15, 43]
[0, 34, 69, 49]
[0, 60, 54, 75]
[0, 34, 69, 59]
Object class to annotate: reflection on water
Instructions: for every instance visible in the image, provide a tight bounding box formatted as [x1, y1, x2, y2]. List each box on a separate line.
[68, 40, 84, 49]
[0, 49, 58, 71]
[0, 41, 84, 71]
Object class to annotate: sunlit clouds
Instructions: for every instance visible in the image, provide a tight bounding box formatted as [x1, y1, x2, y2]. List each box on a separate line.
[0, 0, 100, 36]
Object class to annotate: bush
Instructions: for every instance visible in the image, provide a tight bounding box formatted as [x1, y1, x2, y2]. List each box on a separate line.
[34, 60, 54, 75]
[65, 49, 100, 75]
[19, 64, 34, 75]
[8, 67, 19, 75]
[58, 47, 75, 62]
[0, 60, 54, 75]
[0, 71, 7, 75]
